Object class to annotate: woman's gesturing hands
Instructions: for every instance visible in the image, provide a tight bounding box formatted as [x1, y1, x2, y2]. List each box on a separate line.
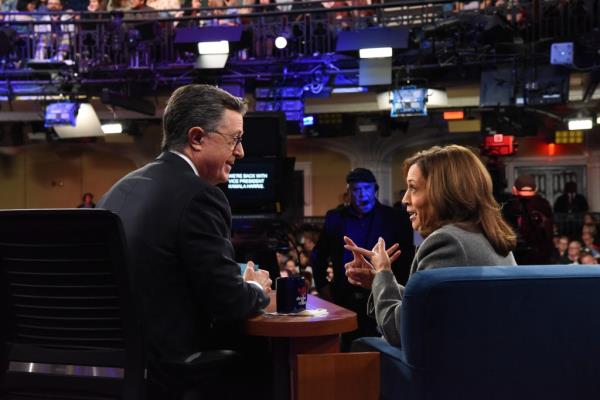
[343, 236, 401, 289]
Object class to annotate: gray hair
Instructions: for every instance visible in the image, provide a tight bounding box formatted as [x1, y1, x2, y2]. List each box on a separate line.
[161, 84, 247, 152]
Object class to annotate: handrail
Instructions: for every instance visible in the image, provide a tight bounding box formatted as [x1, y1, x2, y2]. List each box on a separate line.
[0, 0, 597, 95]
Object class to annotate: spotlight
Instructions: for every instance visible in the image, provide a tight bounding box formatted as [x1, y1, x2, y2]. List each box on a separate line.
[275, 36, 288, 50]
[359, 47, 392, 59]
[567, 118, 593, 130]
[197, 40, 229, 55]
[101, 123, 123, 135]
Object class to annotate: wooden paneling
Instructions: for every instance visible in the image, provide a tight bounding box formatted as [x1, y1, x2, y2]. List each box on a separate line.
[0, 145, 137, 209]
[288, 139, 351, 216]
[296, 352, 380, 400]
[25, 146, 82, 208]
[82, 150, 136, 200]
[0, 153, 26, 209]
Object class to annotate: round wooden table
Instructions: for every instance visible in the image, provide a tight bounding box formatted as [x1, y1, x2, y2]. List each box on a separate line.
[246, 293, 357, 400]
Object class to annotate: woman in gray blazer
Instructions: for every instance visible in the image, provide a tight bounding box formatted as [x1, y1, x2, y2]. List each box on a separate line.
[344, 145, 517, 346]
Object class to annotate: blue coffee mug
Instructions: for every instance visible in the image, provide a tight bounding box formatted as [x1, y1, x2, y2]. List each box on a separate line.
[276, 276, 308, 314]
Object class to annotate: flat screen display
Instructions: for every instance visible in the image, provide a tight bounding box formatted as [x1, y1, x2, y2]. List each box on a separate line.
[220, 157, 295, 215]
[390, 87, 427, 117]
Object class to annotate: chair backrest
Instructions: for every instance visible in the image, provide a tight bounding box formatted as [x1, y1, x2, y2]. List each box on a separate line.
[0, 209, 144, 400]
[400, 265, 600, 399]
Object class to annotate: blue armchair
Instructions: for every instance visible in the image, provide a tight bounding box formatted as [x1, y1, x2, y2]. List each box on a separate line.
[353, 265, 600, 400]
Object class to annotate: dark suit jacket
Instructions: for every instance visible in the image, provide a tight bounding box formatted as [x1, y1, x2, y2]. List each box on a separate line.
[311, 202, 414, 307]
[98, 152, 269, 379]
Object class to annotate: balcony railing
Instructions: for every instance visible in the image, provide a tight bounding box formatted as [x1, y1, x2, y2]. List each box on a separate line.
[0, 0, 598, 92]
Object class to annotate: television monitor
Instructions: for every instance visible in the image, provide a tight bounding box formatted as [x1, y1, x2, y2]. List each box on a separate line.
[390, 87, 427, 117]
[220, 157, 295, 215]
[44, 102, 79, 127]
[480, 68, 516, 107]
[243, 112, 287, 157]
[523, 65, 569, 106]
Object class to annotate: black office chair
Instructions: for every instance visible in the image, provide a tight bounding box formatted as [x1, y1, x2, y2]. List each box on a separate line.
[0, 209, 239, 400]
[0, 209, 145, 400]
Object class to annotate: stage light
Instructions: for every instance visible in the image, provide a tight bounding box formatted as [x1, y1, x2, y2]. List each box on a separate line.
[567, 118, 592, 130]
[550, 42, 574, 65]
[303, 115, 314, 126]
[275, 36, 288, 50]
[332, 87, 367, 94]
[359, 47, 392, 59]
[597, 115, 600, 125]
[555, 130, 584, 144]
[197, 40, 229, 55]
[101, 123, 123, 135]
[443, 110, 464, 120]
[52, 103, 103, 139]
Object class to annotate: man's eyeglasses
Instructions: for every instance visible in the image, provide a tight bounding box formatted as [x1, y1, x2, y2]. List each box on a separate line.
[212, 130, 243, 150]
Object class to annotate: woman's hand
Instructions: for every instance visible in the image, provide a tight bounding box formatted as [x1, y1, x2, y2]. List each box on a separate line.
[344, 236, 401, 273]
[343, 236, 401, 288]
[344, 236, 375, 288]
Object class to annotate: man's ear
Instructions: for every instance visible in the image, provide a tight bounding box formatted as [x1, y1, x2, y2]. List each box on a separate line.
[187, 126, 205, 151]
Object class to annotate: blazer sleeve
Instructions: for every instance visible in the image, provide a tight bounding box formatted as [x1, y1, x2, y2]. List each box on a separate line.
[371, 230, 468, 347]
[180, 186, 269, 320]
[371, 270, 405, 347]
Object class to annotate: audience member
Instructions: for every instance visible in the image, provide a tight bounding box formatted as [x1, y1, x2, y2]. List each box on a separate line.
[579, 252, 598, 265]
[77, 192, 96, 208]
[564, 240, 582, 264]
[87, 0, 105, 10]
[582, 212, 598, 238]
[301, 228, 319, 254]
[125, 0, 155, 18]
[1, 0, 18, 10]
[107, 0, 130, 10]
[179, 0, 201, 26]
[344, 145, 516, 347]
[581, 231, 600, 258]
[202, 0, 239, 26]
[554, 181, 589, 214]
[36, 0, 48, 11]
[312, 167, 414, 350]
[97, 84, 272, 399]
[552, 234, 569, 263]
[146, 0, 181, 18]
[8, 0, 37, 34]
[502, 174, 554, 264]
[34, 0, 75, 61]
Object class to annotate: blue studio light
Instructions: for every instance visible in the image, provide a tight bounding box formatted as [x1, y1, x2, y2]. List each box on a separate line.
[303, 115, 314, 126]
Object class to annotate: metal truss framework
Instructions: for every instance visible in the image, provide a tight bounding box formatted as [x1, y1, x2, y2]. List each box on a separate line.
[0, 0, 598, 99]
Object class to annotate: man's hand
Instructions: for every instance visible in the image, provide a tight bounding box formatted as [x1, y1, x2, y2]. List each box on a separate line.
[243, 261, 272, 293]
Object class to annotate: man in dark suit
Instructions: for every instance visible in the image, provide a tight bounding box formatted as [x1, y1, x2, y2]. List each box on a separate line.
[98, 84, 272, 398]
[311, 168, 414, 350]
